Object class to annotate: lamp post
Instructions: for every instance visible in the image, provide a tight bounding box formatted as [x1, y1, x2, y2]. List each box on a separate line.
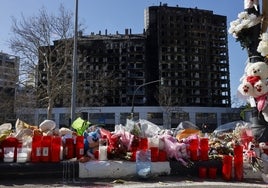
[70, 0, 78, 125]
[131, 78, 163, 119]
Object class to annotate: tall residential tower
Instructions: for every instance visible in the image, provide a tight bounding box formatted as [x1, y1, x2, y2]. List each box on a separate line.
[38, 4, 231, 109]
[144, 3, 230, 107]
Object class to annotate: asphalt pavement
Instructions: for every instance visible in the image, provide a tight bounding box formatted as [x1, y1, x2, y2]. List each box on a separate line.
[1, 175, 267, 188]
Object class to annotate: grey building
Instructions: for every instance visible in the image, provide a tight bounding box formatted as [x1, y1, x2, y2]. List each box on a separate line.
[0, 52, 19, 122]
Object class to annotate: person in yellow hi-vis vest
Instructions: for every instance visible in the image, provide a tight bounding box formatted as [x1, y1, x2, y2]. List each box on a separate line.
[71, 112, 92, 136]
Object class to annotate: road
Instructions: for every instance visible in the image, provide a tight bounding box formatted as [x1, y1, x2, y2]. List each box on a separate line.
[1, 175, 267, 188]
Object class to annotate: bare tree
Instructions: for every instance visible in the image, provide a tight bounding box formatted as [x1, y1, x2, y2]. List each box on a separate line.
[9, 5, 75, 119]
[156, 86, 183, 128]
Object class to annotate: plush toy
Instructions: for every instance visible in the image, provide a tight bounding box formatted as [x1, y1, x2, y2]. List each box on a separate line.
[239, 61, 268, 95]
[238, 61, 268, 122]
[245, 61, 268, 79]
[238, 61, 268, 96]
[254, 79, 268, 96]
[238, 76, 256, 97]
[84, 128, 101, 158]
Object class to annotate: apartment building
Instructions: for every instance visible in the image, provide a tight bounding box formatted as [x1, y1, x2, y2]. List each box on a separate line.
[76, 30, 146, 107]
[144, 3, 230, 107]
[34, 4, 235, 129]
[0, 52, 19, 122]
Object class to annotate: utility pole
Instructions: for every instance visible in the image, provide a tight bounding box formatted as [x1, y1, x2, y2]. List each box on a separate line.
[70, 0, 78, 126]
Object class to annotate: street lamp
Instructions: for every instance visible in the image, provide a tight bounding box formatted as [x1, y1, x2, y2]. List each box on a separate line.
[131, 78, 164, 119]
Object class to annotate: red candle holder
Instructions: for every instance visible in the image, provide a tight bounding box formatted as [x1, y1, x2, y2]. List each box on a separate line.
[234, 160, 243, 181]
[75, 136, 84, 159]
[138, 137, 148, 150]
[189, 138, 199, 161]
[31, 135, 42, 162]
[150, 147, 159, 162]
[158, 150, 167, 161]
[189, 138, 198, 150]
[222, 155, 233, 181]
[189, 149, 198, 161]
[65, 138, 74, 159]
[51, 136, 61, 162]
[208, 167, 217, 179]
[198, 167, 207, 178]
[234, 145, 243, 158]
[130, 151, 136, 162]
[234, 145, 243, 181]
[200, 138, 209, 149]
[200, 149, 209, 161]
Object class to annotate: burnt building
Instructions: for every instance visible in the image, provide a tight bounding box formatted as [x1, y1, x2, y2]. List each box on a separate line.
[76, 30, 146, 107]
[144, 3, 230, 107]
[38, 4, 231, 109]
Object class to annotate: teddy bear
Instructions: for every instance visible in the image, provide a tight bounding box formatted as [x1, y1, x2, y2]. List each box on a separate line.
[239, 61, 268, 94]
[238, 61, 268, 122]
[245, 61, 268, 79]
[254, 79, 268, 96]
[238, 61, 268, 96]
[238, 75, 258, 97]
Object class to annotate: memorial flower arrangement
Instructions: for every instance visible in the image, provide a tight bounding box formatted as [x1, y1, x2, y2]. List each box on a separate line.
[257, 33, 268, 57]
[228, 11, 261, 49]
[233, 1, 268, 126]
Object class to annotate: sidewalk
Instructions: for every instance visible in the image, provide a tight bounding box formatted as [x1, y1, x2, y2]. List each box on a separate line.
[0, 160, 267, 188]
[0, 174, 267, 188]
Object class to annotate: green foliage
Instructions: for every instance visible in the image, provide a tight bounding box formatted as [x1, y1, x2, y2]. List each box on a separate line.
[239, 103, 251, 120]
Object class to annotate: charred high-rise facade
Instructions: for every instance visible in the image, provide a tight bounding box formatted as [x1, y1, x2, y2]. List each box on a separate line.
[38, 4, 231, 109]
[144, 3, 230, 107]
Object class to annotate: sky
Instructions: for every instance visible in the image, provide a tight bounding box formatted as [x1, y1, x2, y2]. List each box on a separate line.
[0, 0, 250, 106]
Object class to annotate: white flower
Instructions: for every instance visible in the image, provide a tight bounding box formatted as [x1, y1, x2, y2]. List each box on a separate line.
[241, 19, 251, 27]
[228, 27, 235, 34]
[230, 20, 240, 27]
[261, 33, 268, 41]
[257, 33, 268, 57]
[248, 13, 257, 21]
[238, 11, 248, 19]
[257, 41, 268, 56]
[235, 24, 244, 33]
[228, 11, 261, 37]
